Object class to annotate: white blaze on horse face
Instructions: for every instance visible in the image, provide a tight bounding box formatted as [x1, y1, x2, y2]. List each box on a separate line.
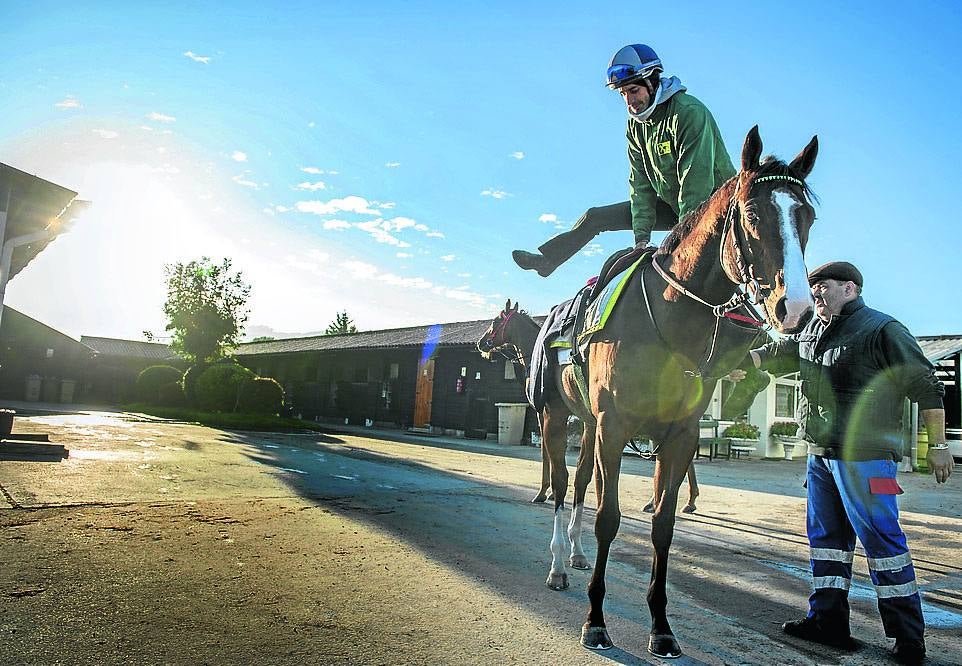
[772, 189, 813, 328]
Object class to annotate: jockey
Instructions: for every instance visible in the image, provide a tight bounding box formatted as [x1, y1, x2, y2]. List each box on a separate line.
[513, 43, 736, 277]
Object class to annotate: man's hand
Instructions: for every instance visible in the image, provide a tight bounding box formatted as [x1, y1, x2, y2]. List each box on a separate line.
[727, 369, 747, 382]
[926, 448, 954, 484]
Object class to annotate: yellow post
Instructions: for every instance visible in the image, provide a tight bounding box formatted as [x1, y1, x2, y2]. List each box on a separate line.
[916, 428, 929, 472]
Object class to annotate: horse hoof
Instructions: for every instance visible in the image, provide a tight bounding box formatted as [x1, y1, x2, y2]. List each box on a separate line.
[531, 492, 548, 503]
[581, 623, 613, 650]
[546, 572, 569, 590]
[569, 555, 592, 570]
[648, 633, 682, 659]
[642, 502, 655, 514]
[682, 504, 696, 514]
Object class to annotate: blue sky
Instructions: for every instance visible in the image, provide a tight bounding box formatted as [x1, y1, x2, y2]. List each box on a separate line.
[2, 1, 961, 340]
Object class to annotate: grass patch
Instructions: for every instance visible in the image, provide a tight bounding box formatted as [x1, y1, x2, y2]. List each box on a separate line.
[122, 404, 331, 432]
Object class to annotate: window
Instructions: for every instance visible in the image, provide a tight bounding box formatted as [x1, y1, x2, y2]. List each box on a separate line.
[504, 361, 516, 380]
[775, 384, 798, 419]
[389, 363, 400, 380]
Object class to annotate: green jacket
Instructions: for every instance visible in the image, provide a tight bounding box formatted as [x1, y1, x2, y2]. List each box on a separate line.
[627, 91, 735, 243]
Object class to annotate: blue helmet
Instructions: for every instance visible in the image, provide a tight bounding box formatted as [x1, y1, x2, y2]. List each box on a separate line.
[606, 44, 663, 89]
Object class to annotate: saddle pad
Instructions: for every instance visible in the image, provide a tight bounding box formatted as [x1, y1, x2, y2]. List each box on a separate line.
[578, 255, 647, 344]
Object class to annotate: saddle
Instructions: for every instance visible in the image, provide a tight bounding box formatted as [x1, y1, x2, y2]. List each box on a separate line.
[525, 246, 652, 411]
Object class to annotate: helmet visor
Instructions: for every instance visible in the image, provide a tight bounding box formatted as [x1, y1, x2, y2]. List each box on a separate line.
[607, 63, 650, 87]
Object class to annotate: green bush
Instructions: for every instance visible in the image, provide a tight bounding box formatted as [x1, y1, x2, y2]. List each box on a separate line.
[182, 363, 208, 404]
[195, 362, 256, 412]
[769, 421, 800, 437]
[236, 377, 284, 415]
[135, 365, 183, 405]
[722, 419, 760, 439]
[157, 381, 187, 407]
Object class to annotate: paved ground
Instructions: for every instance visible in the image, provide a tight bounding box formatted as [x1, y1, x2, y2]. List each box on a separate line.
[1, 405, 960, 665]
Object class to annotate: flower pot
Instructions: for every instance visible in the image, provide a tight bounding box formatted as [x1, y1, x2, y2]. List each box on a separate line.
[773, 435, 801, 460]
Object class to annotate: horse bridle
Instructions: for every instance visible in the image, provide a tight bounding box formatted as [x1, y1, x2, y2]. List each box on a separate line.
[483, 309, 525, 364]
[651, 173, 805, 327]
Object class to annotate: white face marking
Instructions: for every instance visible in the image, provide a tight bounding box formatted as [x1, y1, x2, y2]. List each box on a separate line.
[772, 190, 814, 329]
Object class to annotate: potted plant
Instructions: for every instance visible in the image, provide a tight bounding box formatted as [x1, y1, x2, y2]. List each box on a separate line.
[770, 420, 801, 460]
[722, 419, 760, 457]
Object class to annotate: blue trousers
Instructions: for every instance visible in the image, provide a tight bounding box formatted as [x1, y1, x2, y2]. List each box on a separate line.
[806, 455, 923, 641]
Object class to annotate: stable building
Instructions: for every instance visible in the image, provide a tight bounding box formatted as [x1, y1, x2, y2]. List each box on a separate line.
[235, 320, 532, 437]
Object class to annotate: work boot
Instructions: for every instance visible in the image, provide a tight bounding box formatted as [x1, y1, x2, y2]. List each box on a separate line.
[891, 639, 926, 665]
[782, 616, 856, 650]
[512, 250, 554, 277]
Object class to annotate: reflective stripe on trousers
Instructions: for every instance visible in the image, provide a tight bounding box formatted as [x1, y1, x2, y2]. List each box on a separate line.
[805, 455, 923, 641]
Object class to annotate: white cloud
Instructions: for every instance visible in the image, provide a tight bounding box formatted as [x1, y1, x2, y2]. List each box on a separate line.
[231, 151, 248, 162]
[581, 243, 604, 257]
[510, 151, 525, 160]
[184, 50, 211, 64]
[295, 195, 380, 216]
[426, 231, 445, 238]
[55, 96, 80, 109]
[378, 202, 396, 209]
[539, 213, 558, 223]
[148, 164, 180, 174]
[385, 162, 401, 168]
[356, 219, 411, 247]
[274, 205, 291, 213]
[322, 219, 352, 230]
[378, 273, 433, 290]
[440, 254, 455, 262]
[342, 260, 379, 279]
[301, 166, 323, 174]
[308, 121, 316, 128]
[481, 188, 510, 199]
[383, 216, 416, 232]
[397, 252, 413, 258]
[457, 272, 472, 278]
[295, 181, 327, 191]
[92, 129, 119, 139]
[232, 172, 259, 189]
[147, 111, 176, 123]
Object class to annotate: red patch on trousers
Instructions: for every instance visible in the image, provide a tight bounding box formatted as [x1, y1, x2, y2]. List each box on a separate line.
[869, 477, 903, 495]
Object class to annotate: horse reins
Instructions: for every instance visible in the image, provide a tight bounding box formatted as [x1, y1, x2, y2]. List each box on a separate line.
[485, 310, 526, 365]
[645, 173, 805, 378]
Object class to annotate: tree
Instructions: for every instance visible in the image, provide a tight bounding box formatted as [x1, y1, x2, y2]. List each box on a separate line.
[163, 257, 251, 364]
[325, 310, 357, 335]
[251, 336, 275, 343]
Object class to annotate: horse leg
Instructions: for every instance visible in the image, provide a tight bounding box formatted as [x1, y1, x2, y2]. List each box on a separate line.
[581, 412, 626, 650]
[567, 421, 595, 570]
[542, 403, 571, 590]
[646, 434, 698, 658]
[643, 458, 661, 514]
[532, 420, 551, 503]
[682, 463, 699, 514]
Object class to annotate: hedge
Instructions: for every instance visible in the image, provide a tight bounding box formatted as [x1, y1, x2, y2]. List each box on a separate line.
[195, 362, 256, 412]
[236, 377, 285, 415]
[135, 365, 183, 405]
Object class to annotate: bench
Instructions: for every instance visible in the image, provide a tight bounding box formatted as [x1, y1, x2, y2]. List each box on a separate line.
[696, 419, 732, 461]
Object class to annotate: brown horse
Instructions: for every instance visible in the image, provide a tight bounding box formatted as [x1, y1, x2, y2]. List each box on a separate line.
[503, 126, 818, 658]
[478, 298, 698, 506]
[478, 301, 597, 574]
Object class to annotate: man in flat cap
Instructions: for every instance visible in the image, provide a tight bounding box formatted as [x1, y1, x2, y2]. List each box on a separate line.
[739, 260, 952, 665]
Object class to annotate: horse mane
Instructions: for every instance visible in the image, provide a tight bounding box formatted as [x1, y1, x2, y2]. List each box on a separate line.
[655, 155, 817, 257]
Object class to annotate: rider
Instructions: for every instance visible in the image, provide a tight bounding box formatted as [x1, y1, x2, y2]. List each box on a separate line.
[513, 44, 736, 277]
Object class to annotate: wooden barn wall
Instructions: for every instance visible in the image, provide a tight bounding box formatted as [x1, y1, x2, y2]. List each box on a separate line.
[238, 345, 532, 435]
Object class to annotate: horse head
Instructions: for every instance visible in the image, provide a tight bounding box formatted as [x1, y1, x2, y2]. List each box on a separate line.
[477, 299, 520, 358]
[725, 126, 818, 334]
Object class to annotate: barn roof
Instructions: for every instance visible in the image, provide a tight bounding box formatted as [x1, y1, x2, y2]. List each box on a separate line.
[0, 162, 85, 282]
[236, 319, 494, 356]
[917, 335, 962, 363]
[80, 336, 182, 361]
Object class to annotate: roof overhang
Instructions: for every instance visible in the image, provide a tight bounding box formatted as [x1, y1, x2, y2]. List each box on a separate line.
[1, 162, 87, 281]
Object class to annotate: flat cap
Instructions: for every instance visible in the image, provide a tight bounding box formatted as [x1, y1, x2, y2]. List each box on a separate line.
[807, 261, 863, 288]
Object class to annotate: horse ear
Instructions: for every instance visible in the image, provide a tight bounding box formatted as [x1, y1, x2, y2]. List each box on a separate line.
[512, 301, 519, 311]
[741, 125, 763, 172]
[789, 135, 818, 180]
[504, 299, 512, 312]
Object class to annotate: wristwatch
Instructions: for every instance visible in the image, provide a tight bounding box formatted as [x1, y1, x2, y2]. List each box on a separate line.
[929, 443, 950, 450]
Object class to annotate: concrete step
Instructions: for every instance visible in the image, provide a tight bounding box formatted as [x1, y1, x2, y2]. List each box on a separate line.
[0, 438, 68, 460]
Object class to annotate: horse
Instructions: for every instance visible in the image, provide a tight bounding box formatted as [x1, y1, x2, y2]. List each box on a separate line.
[507, 126, 818, 658]
[478, 298, 699, 509]
[478, 300, 596, 574]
